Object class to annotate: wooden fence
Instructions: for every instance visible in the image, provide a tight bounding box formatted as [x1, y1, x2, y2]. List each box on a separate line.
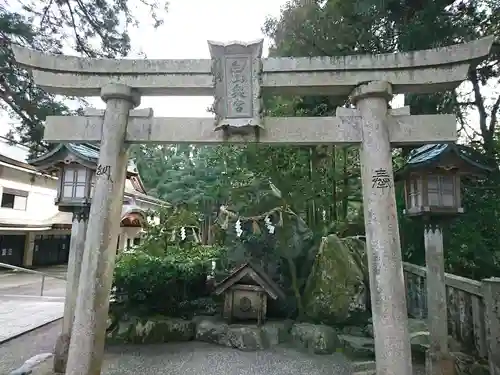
[403, 262, 488, 359]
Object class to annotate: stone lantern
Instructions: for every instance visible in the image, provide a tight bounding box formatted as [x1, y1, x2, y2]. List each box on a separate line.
[29, 142, 147, 373]
[397, 144, 490, 218]
[396, 143, 492, 375]
[28, 144, 98, 373]
[56, 161, 95, 212]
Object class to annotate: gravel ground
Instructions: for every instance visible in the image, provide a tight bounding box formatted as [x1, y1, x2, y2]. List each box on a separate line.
[102, 342, 353, 375]
[0, 320, 427, 375]
[0, 320, 60, 374]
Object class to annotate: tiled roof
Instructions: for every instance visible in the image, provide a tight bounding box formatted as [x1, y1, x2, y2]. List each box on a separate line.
[67, 144, 138, 173]
[30, 143, 138, 174]
[407, 144, 449, 165]
[403, 143, 493, 172]
[67, 143, 100, 161]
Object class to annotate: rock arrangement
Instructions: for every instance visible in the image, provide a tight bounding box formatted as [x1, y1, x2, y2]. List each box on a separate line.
[106, 315, 491, 375]
[107, 315, 346, 354]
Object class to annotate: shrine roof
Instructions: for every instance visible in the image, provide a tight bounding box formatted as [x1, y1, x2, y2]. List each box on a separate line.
[397, 143, 493, 176]
[214, 262, 285, 300]
[28, 143, 139, 174]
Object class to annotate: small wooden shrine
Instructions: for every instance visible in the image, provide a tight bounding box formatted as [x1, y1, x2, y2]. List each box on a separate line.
[214, 262, 285, 325]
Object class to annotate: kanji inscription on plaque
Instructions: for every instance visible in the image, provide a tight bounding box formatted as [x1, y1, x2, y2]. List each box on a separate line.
[225, 56, 252, 118]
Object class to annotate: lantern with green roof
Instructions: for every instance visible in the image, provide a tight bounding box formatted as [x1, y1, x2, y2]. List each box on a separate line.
[28, 143, 139, 212]
[396, 144, 492, 218]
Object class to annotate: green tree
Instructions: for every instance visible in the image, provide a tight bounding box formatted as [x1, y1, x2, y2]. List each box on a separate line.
[262, 0, 500, 279]
[1, 0, 168, 156]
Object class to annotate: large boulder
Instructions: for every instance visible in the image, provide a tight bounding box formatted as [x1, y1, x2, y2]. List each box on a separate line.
[194, 317, 291, 351]
[193, 316, 229, 346]
[290, 323, 341, 354]
[107, 316, 195, 344]
[302, 235, 366, 324]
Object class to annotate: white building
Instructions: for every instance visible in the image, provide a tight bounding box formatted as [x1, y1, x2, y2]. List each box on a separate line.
[0, 139, 166, 267]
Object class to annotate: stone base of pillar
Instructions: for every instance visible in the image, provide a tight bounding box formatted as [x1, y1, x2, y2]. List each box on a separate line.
[426, 351, 457, 375]
[53, 333, 71, 373]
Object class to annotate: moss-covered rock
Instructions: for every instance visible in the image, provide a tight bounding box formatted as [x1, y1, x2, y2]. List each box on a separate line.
[290, 323, 341, 354]
[106, 316, 195, 344]
[225, 326, 267, 351]
[194, 317, 292, 351]
[302, 235, 366, 324]
[261, 320, 293, 346]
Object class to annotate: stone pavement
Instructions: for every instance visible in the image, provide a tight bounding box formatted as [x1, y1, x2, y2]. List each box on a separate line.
[0, 266, 67, 297]
[0, 320, 61, 374]
[0, 267, 66, 344]
[0, 296, 64, 343]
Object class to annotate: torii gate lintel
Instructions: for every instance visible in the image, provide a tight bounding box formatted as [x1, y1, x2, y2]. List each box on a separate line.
[42, 110, 457, 146]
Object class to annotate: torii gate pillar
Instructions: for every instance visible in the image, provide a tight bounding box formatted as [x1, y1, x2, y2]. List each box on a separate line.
[66, 83, 140, 375]
[353, 81, 412, 375]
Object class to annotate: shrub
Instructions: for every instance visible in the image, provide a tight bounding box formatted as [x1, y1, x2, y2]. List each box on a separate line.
[111, 246, 224, 319]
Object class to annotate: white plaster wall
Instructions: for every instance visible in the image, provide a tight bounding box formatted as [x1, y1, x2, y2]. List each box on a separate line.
[0, 162, 163, 225]
[0, 166, 59, 223]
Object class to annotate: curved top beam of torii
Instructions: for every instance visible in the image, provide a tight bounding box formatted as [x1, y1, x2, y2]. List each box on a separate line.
[11, 37, 495, 97]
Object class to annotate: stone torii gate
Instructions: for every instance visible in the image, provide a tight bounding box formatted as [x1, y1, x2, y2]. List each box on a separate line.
[12, 37, 493, 375]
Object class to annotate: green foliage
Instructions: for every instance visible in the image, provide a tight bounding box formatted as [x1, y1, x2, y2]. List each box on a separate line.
[110, 203, 225, 319]
[126, 0, 500, 288]
[111, 252, 215, 319]
[136, 205, 205, 257]
[262, 0, 500, 282]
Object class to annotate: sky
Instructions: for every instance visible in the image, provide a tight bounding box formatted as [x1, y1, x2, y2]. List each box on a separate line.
[87, 0, 290, 116]
[85, 0, 405, 114]
[0, 0, 289, 139]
